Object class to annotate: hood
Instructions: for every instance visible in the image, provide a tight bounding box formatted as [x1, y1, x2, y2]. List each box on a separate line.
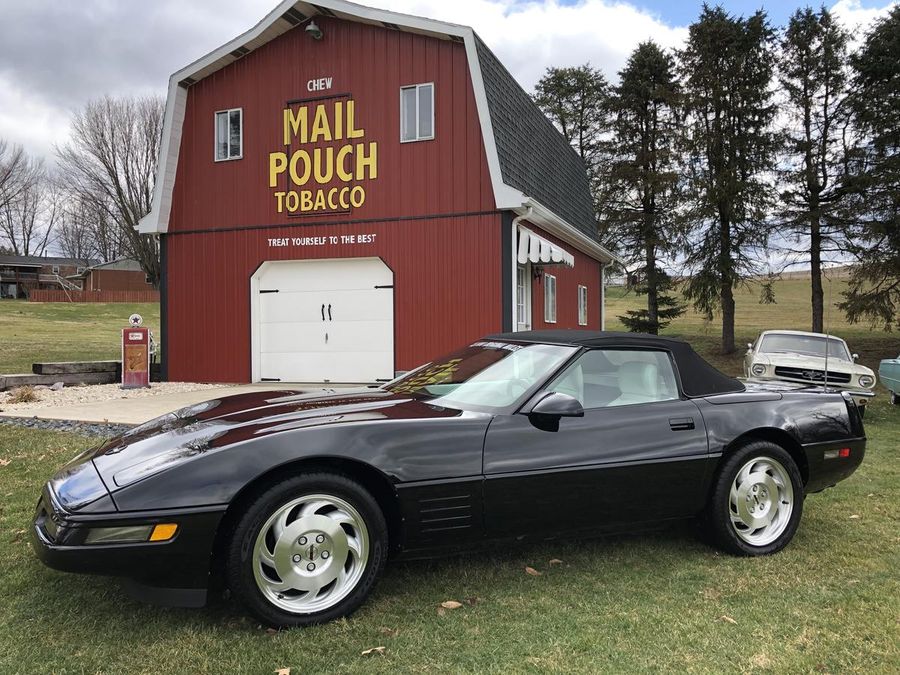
[87, 388, 460, 491]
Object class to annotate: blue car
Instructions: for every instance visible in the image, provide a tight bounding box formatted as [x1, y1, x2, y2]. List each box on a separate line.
[879, 355, 900, 405]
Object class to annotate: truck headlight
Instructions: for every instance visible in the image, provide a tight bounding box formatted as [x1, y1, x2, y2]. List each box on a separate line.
[858, 375, 875, 388]
[751, 363, 767, 377]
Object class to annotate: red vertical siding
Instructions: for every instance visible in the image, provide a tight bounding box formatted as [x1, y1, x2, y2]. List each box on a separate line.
[166, 214, 503, 383]
[524, 222, 602, 331]
[169, 17, 494, 232]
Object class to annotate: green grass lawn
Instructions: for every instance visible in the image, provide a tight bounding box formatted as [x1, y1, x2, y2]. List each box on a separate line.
[0, 280, 898, 672]
[0, 301, 160, 373]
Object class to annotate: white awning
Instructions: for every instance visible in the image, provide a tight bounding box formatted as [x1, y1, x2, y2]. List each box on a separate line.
[516, 227, 575, 267]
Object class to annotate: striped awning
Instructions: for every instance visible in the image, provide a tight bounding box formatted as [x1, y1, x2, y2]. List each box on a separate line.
[517, 227, 575, 267]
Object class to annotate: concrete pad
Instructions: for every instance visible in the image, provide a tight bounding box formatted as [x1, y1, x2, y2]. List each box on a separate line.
[0, 383, 346, 425]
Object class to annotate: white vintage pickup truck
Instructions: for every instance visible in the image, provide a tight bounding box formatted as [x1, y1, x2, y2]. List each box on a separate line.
[744, 330, 876, 414]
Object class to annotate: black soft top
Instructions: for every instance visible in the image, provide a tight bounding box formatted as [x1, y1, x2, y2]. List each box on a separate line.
[487, 329, 745, 398]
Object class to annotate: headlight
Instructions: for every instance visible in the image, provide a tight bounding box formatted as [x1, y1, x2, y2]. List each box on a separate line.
[751, 363, 767, 377]
[84, 523, 178, 545]
[858, 375, 875, 388]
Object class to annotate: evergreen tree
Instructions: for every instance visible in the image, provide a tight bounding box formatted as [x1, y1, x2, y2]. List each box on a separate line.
[533, 65, 613, 216]
[678, 5, 779, 353]
[779, 7, 851, 333]
[606, 41, 686, 334]
[839, 6, 900, 328]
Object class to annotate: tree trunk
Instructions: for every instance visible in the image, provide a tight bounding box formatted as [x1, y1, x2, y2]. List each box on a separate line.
[645, 240, 659, 334]
[810, 210, 824, 333]
[720, 212, 735, 353]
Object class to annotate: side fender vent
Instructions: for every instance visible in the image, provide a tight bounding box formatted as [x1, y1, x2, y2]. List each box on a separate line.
[417, 494, 472, 534]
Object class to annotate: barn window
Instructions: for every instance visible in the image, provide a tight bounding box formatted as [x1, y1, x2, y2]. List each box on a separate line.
[578, 285, 588, 325]
[400, 83, 434, 142]
[51, 265, 60, 275]
[544, 273, 557, 323]
[215, 108, 243, 161]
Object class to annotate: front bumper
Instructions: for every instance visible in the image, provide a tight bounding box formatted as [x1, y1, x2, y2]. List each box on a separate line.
[31, 486, 226, 606]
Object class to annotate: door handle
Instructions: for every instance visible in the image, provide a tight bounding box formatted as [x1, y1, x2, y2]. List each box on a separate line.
[327, 303, 332, 321]
[321, 304, 325, 321]
[669, 417, 695, 431]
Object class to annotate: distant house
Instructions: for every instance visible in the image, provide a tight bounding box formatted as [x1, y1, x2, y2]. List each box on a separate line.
[0, 255, 96, 299]
[68, 258, 154, 292]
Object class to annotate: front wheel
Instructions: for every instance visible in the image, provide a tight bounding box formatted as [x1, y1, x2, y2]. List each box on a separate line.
[226, 473, 388, 627]
[890, 391, 898, 406]
[706, 441, 804, 556]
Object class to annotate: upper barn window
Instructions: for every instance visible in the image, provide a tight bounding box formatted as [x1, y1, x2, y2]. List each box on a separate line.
[215, 108, 243, 161]
[400, 83, 434, 142]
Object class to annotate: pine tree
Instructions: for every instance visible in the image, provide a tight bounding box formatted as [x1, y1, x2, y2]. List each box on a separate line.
[779, 7, 850, 333]
[606, 41, 686, 334]
[678, 5, 779, 353]
[839, 7, 900, 328]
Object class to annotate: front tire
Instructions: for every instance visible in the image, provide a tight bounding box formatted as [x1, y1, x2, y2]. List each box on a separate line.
[706, 441, 804, 556]
[226, 473, 388, 627]
[890, 391, 898, 406]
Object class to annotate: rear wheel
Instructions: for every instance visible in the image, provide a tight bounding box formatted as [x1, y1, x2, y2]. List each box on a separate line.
[226, 473, 387, 627]
[890, 391, 899, 406]
[706, 441, 804, 556]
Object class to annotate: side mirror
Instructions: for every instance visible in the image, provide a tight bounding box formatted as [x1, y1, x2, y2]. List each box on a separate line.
[530, 392, 584, 418]
[852, 353, 859, 362]
[747, 343, 753, 352]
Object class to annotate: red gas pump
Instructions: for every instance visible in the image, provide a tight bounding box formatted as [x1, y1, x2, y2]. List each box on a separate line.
[122, 313, 151, 389]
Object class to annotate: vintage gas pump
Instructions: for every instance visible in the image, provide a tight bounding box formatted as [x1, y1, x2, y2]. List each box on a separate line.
[122, 313, 151, 389]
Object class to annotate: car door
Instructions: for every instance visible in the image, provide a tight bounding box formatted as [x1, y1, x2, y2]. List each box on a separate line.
[483, 347, 712, 539]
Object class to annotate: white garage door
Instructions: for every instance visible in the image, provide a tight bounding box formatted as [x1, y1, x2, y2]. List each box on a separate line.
[252, 258, 394, 383]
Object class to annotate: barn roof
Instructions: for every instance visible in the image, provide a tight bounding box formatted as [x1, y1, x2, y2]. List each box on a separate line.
[138, 0, 616, 264]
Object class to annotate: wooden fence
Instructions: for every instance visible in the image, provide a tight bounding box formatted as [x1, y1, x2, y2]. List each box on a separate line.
[28, 289, 160, 303]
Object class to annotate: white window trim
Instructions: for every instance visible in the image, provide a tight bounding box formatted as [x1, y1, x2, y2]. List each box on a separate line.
[51, 265, 60, 275]
[578, 285, 588, 326]
[516, 264, 532, 330]
[544, 273, 557, 324]
[214, 107, 243, 162]
[399, 82, 435, 143]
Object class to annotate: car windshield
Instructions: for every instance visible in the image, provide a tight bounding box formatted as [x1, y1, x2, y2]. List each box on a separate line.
[382, 341, 577, 411]
[759, 334, 851, 361]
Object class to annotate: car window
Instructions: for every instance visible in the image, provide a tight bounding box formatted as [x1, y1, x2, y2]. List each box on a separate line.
[759, 334, 851, 361]
[547, 349, 680, 409]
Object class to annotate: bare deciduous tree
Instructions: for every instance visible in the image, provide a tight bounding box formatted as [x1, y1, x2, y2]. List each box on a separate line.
[0, 155, 59, 257]
[0, 139, 29, 214]
[56, 96, 164, 285]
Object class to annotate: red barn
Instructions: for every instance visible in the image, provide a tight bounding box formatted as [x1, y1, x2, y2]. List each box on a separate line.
[140, 0, 618, 384]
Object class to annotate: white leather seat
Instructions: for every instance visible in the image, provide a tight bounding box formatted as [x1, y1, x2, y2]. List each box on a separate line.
[552, 363, 584, 404]
[609, 361, 660, 407]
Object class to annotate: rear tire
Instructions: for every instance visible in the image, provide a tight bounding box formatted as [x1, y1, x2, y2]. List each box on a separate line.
[890, 391, 899, 406]
[705, 441, 804, 556]
[226, 473, 388, 627]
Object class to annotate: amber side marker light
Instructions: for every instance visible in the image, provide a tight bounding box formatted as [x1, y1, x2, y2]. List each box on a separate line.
[149, 523, 179, 542]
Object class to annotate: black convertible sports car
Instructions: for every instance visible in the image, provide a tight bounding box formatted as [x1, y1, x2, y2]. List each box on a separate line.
[32, 331, 866, 627]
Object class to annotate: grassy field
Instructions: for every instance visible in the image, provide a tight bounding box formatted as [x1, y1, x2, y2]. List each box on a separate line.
[0, 302, 160, 373]
[606, 276, 898, 382]
[0, 281, 898, 672]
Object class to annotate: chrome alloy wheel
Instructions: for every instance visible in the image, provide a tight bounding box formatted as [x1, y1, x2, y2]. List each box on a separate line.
[728, 456, 794, 547]
[252, 494, 370, 614]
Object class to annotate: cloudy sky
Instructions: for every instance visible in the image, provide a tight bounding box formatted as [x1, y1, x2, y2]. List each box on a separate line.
[0, 0, 894, 161]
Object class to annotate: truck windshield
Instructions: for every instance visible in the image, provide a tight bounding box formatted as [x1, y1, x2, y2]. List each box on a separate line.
[760, 334, 851, 361]
[383, 341, 577, 411]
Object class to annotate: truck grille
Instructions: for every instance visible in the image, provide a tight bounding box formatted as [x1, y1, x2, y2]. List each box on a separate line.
[774, 366, 851, 384]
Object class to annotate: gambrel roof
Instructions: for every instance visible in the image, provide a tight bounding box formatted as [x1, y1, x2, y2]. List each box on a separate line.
[139, 0, 615, 263]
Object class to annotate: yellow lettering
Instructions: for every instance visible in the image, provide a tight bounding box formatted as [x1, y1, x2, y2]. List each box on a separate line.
[335, 145, 353, 182]
[300, 190, 313, 211]
[339, 186, 350, 209]
[274, 191, 286, 213]
[314, 190, 326, 210]
[313, 147, 334, 184]
[346, 99, 364, 138]
[289, 150, 311, 186]
[327, 187, 339, 210]
[350, 185, 365, 208]
[283, 108, 307, 145]
[269, 152, 287, 188]
[310, 104, 332, 142]
[285, 191, 299, 212]
[356, 142, 377, 180]
[334, 101, 343, 140]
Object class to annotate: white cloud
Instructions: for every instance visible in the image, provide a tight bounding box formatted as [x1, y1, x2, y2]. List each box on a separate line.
[830, 0, 896, 41]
